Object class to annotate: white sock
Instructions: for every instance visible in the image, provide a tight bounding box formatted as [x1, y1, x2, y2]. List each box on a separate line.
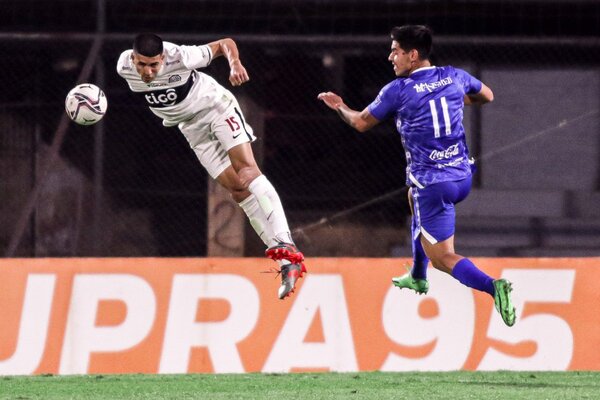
[238, 195, 274, 247]
[238, 194, 292, 267]
[247, 174, 293, 245]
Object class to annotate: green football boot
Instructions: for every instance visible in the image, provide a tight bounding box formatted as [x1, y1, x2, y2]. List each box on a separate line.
[392, 271, 429, 295]
[493, 279, 516, 327]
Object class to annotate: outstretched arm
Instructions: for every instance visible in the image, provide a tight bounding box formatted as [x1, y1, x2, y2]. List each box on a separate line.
[464, 83, 494, 106]
[317, 91, 379, 133]
[207, 38, 249, 86]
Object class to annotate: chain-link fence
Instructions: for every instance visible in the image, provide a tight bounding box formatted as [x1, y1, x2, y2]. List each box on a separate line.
[2, 6, 600, 258]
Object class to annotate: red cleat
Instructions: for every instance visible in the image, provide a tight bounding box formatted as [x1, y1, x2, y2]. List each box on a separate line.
[265, 242, 305, 264]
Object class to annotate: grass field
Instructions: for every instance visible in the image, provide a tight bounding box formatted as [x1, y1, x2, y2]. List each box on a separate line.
[1, 371, 598, 399]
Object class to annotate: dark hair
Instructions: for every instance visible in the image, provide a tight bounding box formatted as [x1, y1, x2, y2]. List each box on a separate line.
[390, 25, 433, 60]
[133, 33, 164, 57]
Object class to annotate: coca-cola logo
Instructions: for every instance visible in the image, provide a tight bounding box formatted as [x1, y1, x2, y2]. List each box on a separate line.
[429, 143, 460, 161]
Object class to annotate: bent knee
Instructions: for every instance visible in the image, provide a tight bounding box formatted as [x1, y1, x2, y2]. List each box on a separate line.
[429, 253, 458, 274]
[237, 166, 262, 187]
[230, 188, 251, 203]
[430, 257, 446, 271]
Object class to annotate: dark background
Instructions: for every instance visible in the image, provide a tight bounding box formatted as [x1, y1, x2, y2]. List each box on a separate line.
[1, 0, 599, 258]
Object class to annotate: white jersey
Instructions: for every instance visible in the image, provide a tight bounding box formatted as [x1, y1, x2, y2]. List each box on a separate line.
[117, 41, 238, 127]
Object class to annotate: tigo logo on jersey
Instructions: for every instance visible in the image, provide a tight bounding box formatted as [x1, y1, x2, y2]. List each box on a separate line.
[145, 88, 178, 106]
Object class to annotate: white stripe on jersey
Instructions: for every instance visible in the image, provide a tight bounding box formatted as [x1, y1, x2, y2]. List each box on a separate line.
[429, 99, 440, 138]
[409, 172, 425, 189]
[440, 96, 452, 136]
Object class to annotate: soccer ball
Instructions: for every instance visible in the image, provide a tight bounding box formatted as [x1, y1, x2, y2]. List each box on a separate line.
[65, 83, 108, 125]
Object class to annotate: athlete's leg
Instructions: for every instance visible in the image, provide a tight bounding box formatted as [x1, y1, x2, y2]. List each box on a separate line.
[392, 188, 430, 294]
[410, 178, 493, 295]
[408, 188, 429, 280]
[205, 101, 297, 252]
[214, 164, 271, 247]
[402, 178, 514, 325]
[226, 143, 306, 299]
[421, 225, 495, 296]
[421, 227, 515, 325]
[198, 104, 305, 299]
[214, 161, 253, 202]
[227, 143, 296, 247]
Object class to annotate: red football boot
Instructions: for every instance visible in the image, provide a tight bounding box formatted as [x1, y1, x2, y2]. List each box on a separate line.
[265, 242, 305, 264]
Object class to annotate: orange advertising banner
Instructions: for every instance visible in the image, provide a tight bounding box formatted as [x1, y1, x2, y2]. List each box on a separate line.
[0, 257, 598, 375]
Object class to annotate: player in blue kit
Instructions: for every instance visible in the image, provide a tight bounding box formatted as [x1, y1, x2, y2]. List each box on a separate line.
[318, 25, 515, 326]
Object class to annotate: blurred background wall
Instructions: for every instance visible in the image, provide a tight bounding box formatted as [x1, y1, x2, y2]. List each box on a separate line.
[1, 0, 599, 258]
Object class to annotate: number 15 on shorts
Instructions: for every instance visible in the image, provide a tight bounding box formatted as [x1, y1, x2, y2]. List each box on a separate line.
[225, 115, 241, 137]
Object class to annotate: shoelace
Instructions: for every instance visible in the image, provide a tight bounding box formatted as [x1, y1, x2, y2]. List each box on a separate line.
[260, 266, 282, 279]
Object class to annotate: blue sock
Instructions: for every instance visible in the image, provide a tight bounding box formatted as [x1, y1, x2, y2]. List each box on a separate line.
[451, 258, 495, 296]
[411, 217, 429, 280]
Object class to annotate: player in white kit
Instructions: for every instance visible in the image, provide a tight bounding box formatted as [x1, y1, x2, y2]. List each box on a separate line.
[117, 33, 306, 299]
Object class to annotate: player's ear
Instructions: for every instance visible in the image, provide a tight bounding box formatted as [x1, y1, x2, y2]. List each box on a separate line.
[410, 49, 419, 61]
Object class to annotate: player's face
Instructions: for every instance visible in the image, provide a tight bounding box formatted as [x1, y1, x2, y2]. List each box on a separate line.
[132, 52, 164, 83]
[388, 41, 414, 77]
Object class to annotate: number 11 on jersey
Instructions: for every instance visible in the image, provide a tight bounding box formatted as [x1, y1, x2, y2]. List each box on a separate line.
[429, 96, 451, 138]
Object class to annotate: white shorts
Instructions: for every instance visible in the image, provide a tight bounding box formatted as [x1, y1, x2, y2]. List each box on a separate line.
[178, 101, 256, 179]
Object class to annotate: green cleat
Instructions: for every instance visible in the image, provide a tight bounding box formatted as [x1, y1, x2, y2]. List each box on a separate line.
[493, 279, 516, 327]
[392, 272, 429, 295]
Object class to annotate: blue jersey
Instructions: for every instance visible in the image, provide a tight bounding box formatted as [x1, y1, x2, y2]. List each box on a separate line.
[368, 66, 482, 188]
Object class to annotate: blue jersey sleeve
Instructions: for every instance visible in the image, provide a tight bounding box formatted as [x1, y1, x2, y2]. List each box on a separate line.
[367, 80, 401, 121]
[453, 68, 483, 95]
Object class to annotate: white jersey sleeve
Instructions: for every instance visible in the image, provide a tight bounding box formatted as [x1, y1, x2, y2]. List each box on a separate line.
[176, 44, 213, 70]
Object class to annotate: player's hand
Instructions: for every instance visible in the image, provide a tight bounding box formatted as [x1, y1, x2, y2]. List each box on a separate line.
[317, 91, 344, 111]
[229, 60, 249, 86]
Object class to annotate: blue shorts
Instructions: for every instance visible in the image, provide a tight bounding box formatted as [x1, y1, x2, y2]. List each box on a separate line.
[411, 176, 472, 244]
